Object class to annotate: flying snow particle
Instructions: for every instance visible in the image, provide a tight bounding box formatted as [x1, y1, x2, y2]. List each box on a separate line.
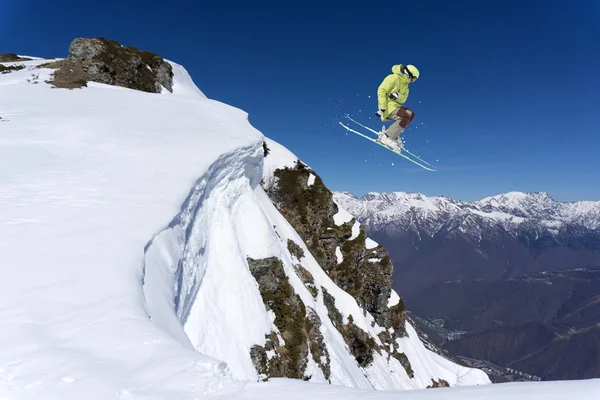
[392, 163, 395, 166]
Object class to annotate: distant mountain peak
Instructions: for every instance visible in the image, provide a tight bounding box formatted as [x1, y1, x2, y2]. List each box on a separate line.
[334, 190, 600, 240]
[478, 191, 552, 206]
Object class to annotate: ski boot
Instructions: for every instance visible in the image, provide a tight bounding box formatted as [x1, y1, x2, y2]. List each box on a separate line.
[377, 129, 403, 152]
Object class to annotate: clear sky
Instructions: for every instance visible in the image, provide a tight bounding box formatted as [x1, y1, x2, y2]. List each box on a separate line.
[2, 0, 599, 201]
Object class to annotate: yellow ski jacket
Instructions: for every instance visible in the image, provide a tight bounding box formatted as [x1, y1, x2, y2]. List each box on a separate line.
[377, 64, 410, 121]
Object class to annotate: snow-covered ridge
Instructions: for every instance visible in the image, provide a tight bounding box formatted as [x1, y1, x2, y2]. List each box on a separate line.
[0, 55, 258, 399]
[334, 191, 600, 239]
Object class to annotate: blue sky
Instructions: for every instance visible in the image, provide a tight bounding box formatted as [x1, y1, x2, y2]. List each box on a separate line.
[2, 0, 599, 201]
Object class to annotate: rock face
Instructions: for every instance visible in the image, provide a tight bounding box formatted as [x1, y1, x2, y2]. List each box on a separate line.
[427, 379, 450, 388]
[264, 163, 397, 331]
[0, 54, 32, 62]
[259, 161, 416, 380]
[46, 38, 173, 93]
[247, 257, 330, 381]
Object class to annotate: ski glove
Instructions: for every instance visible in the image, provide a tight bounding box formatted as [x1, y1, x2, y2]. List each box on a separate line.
[388, 92, 399, 100]
[376, 109, 386, 117]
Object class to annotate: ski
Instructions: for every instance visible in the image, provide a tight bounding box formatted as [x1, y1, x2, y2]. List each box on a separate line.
[343, 114, 436, 168]
[339, 122, 437, 172]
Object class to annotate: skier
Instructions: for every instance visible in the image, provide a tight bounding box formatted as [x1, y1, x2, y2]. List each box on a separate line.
[375, 64, 420, 151]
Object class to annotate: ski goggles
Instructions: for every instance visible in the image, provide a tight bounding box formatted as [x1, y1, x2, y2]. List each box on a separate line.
[403, 66, 417, 82]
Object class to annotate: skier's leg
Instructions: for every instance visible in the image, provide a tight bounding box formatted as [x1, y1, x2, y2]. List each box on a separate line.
[385, 106, 415, 140]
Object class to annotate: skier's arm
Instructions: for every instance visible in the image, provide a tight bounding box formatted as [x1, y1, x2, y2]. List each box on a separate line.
[396, 86, 409, 105]
[377, 75, 395, 110]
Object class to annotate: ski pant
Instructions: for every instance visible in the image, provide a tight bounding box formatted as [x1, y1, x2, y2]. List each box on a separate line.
[385, 106, 415, 140]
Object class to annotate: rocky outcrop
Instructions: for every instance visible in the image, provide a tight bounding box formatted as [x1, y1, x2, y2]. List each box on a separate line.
[305, 307, 331, 379]
[332, 229, 394, 328]
[247, 257, 330, 381]
[263, 163, 401, 334]
[427, 378, 450, 388]
[0, 54, 32, 62]
[44, 38, 173, 93]
[322, 288, 379, 368]
[391, 351, 414, 378]
[0, 64, 25, 74]
[260, 162, 411, 376]
[266, 162, 341, 270]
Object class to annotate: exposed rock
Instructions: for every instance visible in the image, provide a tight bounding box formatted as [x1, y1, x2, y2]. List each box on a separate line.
[391, 351, 414, 378]
[44, 38, 173, 93]
[0, 54, 32, 62]
[427, 378, 450, 388]
[248, 257, 287, 294]
[0, 64, 25, 74]
[332, 229, 394, 327]
[344, 316, 378, 367]
[262, 163, 412, 368]
[390, 299, 407, 337]
[250, 344, 268, 379]
[287, 239, 305, 260]
[154, 61, 174, 93]
[322, 288, 379, 368]
[44, 59, 88, 89]
[306, 307, 331, 380]
[294, 264, 318, 298]
[69, 38, 107, 61]
[294, 264, 314, 285]
[248, 257, 333, 380]
[322, 288, 343, 329]
[263, 164, 403, 333]
[266, 163, 344, 269]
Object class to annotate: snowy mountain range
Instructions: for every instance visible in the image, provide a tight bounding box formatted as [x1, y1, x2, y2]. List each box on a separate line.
[334, 191, 600, 241]
[333, 191, 600, 381]
[334, 191, 600, 292]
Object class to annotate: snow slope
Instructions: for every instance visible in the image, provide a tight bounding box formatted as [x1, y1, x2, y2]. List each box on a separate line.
[1, 57, 258, 399]
[1, 54, 593, 399]
[217, 378, 600, 400]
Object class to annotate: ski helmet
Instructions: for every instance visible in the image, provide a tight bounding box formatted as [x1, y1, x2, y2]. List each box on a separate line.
[405, 65, 420, 81]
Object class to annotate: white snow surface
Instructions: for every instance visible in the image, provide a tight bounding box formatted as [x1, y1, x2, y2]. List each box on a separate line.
[335, 246, 344, 264]
[13, 55, 598, 399]
[388, 290, 401, 308]
[217, 378, 600, 400]
[365, 237, 379, 249]
[261, 137, 301, 189]
[333, 206, 354, 226]
[0, 57, 256, 399]
[349, 220, 361, 240]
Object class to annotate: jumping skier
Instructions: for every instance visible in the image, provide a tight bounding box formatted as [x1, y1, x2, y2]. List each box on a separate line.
[338, 63, 434, 170]
[375, 64, 420, 151]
